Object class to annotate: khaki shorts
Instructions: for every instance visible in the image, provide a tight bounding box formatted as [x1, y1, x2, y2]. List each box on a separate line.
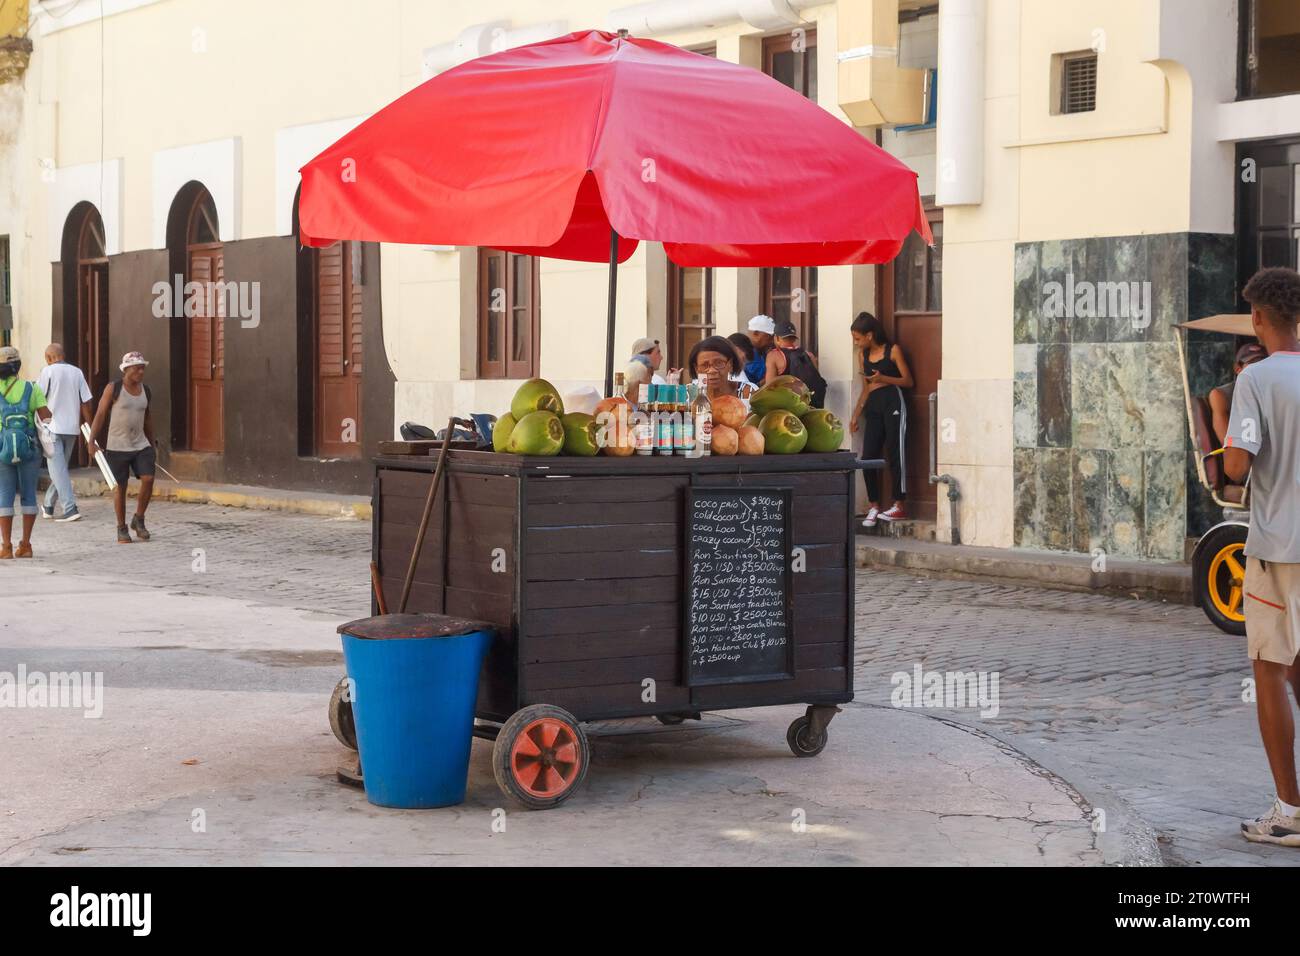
[1245, 557, 1300, 666]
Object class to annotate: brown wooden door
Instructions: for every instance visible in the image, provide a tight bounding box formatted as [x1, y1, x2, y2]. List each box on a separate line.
[188, 244, 224, 453]
[74, 262, 109, 467]
[315, 241, 363, 457]
[878, 206, 942, 521]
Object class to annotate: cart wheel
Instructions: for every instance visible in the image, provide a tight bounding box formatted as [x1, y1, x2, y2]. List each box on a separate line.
[493, 705, 590, 810]
[1192, 523, 1248, 636]
[328, 677, 357, 751]
[656, 714, 686, 726]
[786, 716, 828, 758]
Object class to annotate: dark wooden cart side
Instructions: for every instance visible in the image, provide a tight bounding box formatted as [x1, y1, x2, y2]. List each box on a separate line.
[373, 450, 857, 724]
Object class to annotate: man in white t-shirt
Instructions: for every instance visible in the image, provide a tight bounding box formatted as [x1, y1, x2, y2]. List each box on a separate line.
[36, 343, 93, 521]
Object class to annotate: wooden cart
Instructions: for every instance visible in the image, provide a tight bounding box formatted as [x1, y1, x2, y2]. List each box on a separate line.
[331, 449, 862, 809]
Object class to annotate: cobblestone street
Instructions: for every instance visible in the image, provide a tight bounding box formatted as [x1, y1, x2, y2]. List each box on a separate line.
[853, 570, 1300, 867]
[7, 498, 1299, 866]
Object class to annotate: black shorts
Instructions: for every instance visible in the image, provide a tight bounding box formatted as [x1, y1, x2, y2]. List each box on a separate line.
[104, 446, 156, 485]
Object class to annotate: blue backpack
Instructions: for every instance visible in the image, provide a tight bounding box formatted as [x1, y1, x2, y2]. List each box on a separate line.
[0, 381, 37, 464]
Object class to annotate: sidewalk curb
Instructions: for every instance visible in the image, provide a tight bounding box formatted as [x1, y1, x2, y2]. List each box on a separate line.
[64, 475, 371, 521]
[857, 537, 1193, 606]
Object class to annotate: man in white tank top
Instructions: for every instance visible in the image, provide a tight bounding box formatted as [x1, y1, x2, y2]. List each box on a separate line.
[88, 352, 156, 544]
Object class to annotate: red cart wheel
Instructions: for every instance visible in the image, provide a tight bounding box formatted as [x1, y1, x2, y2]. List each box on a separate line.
[492, 705, 590, 810]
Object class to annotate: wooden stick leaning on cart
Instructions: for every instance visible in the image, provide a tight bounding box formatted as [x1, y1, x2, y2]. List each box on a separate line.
[398, 416, 470, 614]
[370, 562, 388, 615]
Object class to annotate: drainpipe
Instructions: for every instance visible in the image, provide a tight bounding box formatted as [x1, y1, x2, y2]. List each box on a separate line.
[422, 20, 570, 77]
[929, 391, 961, 545]
[608, 0, 820, 35]
[935, 0, 985, 206]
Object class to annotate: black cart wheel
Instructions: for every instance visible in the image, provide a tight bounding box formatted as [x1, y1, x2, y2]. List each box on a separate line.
[492, 704, 590, 810]
[1192, 523, 1249, 636]
[328, 677, 357, 751]
[656, 714, 686, 726]
[786, 715, 828, 757]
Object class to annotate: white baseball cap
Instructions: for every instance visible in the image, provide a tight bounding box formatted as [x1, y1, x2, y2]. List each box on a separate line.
[747, 314, 776, 335]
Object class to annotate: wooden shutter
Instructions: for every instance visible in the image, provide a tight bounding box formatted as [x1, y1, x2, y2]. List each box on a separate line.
[317, 242, 346, 377]
[348, 242, 364, 375]
[478, 248, 506, 378]
[505, 254, 538, 379]
[213, 250, 225, 380]
[189, 252, 213, 381]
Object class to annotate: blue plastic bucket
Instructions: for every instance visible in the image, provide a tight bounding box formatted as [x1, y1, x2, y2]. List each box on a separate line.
[339, 614, 494, 809]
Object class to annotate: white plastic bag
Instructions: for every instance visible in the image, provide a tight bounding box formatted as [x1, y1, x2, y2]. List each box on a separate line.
[36, 419, 58, 459]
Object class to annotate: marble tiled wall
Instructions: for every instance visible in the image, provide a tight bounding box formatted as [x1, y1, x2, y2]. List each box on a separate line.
[1012, 233, 1236, 561]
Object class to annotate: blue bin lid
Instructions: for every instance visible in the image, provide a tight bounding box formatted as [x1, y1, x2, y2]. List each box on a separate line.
[337, 613, 496, 640]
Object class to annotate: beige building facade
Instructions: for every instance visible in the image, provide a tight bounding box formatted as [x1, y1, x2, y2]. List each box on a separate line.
[0, 0, 1296, 557]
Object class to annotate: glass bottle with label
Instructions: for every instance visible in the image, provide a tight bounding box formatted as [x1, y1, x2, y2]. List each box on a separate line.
[691, 377, 712, 456]
[674, 384, 694, 454]
[657, 383, 676, 455]
[635, 383, 654, 455]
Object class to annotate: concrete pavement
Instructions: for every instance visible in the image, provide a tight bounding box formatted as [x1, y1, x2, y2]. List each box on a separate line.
[1, 499, 1104, 866]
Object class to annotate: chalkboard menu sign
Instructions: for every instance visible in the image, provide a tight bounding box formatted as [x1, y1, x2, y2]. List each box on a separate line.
[684, 487, 794, 687]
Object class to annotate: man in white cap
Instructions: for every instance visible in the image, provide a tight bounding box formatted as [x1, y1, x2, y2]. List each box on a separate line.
[87, 351, 156, 544]
[622, 336, 669, 402]
[745, 314, 776, 385]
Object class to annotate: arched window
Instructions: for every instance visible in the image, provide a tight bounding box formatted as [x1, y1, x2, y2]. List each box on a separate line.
[60, 202, 110, 421]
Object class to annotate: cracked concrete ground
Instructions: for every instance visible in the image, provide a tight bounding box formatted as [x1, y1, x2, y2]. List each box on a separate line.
[0, 500, 1101, 866]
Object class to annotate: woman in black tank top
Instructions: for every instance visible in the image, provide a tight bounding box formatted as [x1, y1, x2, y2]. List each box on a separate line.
[849, 311, 913, 526]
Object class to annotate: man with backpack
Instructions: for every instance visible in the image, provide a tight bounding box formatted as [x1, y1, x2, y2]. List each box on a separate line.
[87, 351, 156, 544]
[766, 319, 828, 408]
[0, 345, 55, 558]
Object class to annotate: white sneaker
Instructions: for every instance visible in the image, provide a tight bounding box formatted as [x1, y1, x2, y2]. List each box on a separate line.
[861, 507, 879, 528]
[1241, 799, 1300, 846]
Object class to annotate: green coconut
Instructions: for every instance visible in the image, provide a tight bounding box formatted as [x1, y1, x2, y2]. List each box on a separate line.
[506, 410, 564, 456]
[492, 412, 517, 452]
[749, 375, 812, 417]
[510, 378, 564, 421]
[561, 412, 600, 456]
[758, 409, 808, 454]
[801, 409, 845, 453]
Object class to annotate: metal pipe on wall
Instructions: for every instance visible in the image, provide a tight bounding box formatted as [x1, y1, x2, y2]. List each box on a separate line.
[929, 391, 961, 545]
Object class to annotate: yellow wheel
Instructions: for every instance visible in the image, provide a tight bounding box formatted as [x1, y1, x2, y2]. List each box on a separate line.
[1192, 523, 1248, 636]
[1207, 544, 1246, 621]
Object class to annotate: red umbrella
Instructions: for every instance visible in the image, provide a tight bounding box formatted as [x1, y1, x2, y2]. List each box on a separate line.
[300, 29, 930, 392]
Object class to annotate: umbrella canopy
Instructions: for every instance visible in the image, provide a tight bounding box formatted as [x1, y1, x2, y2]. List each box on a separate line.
[1175, 314, 1254, 337]
[299, 29, 931, 266]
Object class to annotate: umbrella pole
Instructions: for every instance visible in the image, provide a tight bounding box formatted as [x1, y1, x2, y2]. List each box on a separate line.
[604, 227, 619, 398]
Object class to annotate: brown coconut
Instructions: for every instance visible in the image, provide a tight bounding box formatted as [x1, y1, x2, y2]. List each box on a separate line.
[711, 423, 739, 456]
[737, 425, 765, 455]
[594, 395, 631, 417]
[597, 406, 636, 456]
[712, 394, 747, 430]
